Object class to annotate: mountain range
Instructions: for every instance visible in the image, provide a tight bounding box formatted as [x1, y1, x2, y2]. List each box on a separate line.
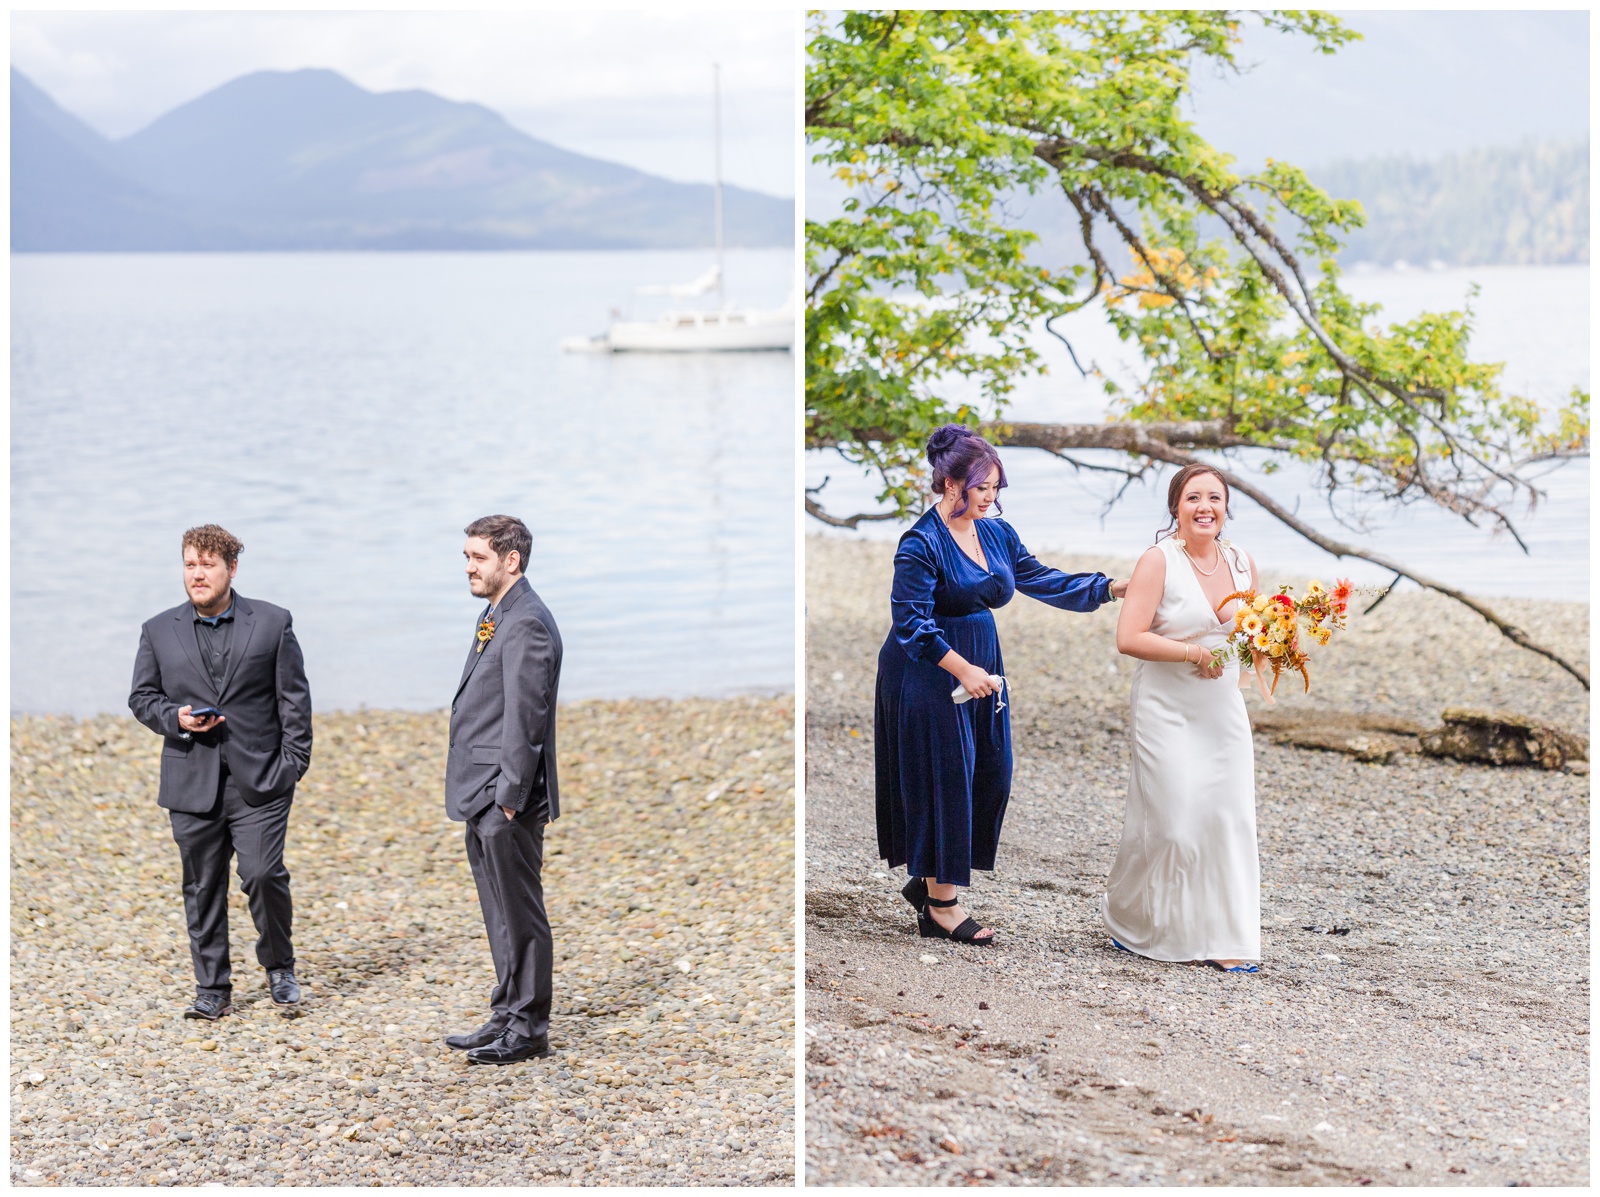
[11, 67, 792, 251]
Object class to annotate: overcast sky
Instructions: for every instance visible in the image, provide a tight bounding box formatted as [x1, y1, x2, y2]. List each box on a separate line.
[11, 10, 797, 198]
[1187, 8, 1589, 168]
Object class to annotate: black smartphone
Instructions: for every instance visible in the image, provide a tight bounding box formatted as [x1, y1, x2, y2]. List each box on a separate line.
[189, 706, 222, 719]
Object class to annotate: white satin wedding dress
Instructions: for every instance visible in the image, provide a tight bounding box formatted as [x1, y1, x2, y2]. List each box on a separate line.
[1101, 536, 1260, 962]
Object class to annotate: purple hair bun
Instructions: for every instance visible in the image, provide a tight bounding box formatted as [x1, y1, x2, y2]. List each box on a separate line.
[926, 423, 981, 464]
[926, 424, 1006, 519]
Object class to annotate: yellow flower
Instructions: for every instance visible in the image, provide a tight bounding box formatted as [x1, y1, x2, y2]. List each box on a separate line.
[1251, 595, 1271, 614]
[1306, 580, 1327, 597]
[1240, 612, 1264, 636]
[1316, 627, 1332, 645]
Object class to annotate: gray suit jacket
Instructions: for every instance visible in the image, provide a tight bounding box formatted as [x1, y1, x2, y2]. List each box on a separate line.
[446, 576, 562, 823]
[128, 593, 313, 812]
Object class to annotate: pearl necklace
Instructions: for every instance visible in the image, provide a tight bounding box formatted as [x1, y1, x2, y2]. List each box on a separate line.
[1180, 539, 1223, 576]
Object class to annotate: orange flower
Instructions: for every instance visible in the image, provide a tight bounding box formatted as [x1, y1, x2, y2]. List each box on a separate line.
[476, 617, 496, 653]
[1217, 579, 1372, 695]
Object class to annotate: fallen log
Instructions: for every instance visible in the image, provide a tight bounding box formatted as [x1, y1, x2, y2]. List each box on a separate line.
[1419, 709, 1589, 771]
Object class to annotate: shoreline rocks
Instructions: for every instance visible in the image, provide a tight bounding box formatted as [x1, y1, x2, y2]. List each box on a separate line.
[10, 698, 796, 1187]
[804, 536, 1589, 1187]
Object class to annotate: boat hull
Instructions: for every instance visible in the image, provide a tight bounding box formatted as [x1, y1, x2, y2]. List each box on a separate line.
[607, 316, 792, 353]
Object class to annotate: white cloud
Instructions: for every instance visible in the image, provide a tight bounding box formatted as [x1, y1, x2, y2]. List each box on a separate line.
[10, 9, 798, 196]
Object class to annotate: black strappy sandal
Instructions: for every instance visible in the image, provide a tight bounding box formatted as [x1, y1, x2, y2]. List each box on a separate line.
[917, 895, 997, 946]
[900, 875, 928, 913]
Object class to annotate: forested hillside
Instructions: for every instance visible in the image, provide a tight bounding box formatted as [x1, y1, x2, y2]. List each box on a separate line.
[1314, 140, 1588, 267]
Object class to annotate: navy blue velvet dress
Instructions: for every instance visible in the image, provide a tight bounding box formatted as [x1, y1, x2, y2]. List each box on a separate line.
[875, 509, 1113, 887]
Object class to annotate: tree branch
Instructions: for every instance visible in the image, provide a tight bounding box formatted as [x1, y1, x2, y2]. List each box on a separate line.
[804, 496, 902, 529]
[1042, 448, 1149, 479]
[980, 418, 1272, 453]
[807, 418, 1273, 451]
[1098, 442, 1590, 690]
[1034, 132, 1544, 521]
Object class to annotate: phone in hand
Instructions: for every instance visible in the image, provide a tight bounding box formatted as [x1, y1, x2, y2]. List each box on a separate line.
[189, 706, 222, 719]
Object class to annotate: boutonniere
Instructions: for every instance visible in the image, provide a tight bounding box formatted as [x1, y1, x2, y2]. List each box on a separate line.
[476, 617, 496, 653]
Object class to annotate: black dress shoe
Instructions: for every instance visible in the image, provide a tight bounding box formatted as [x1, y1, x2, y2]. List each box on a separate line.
[445, 1017, 510, 1051]
[268, 969, 301, 1007]
[183, 992, 233, 1021]
[465, 1030, 550, 1065]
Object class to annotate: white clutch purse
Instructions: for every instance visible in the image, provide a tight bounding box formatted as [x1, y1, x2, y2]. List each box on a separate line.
[951, 674, 1007, 711]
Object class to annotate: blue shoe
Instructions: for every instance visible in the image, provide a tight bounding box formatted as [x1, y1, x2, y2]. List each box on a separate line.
[1110, 938, 1135, 954]
[1205, 959, 1259, 973]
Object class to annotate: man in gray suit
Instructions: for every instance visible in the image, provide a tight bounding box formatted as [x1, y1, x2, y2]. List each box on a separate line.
[443, 514, 562, 1065]
[129, 525, 312, 1020]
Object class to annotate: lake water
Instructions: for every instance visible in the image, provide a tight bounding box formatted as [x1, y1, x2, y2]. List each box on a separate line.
[807, 265, 1589, 601]
[12, 249, 797, 716]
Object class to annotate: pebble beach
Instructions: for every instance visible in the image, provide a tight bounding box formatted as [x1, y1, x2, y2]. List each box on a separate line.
[10, 697, 796, 1186]
[805, 536, 1589, 1186]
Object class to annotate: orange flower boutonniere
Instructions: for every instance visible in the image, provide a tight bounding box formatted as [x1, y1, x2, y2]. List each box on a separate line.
[476, 617, 496, 653]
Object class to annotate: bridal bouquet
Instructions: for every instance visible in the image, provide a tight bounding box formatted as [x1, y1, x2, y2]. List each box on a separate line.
[1210, 579, 1378, 695]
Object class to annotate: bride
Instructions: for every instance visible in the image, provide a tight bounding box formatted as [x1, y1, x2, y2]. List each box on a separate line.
[1102, 464, 1262, 972]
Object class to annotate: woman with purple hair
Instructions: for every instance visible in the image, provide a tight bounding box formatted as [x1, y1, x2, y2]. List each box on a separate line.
[876, 425, 1128, 944]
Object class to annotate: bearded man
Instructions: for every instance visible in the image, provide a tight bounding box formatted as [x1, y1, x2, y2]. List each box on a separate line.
[129, 525, 312, 1020]
[443, 514, 562, 1065]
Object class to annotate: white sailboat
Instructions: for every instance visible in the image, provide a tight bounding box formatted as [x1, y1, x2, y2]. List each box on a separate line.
[561, 65, 793, 354]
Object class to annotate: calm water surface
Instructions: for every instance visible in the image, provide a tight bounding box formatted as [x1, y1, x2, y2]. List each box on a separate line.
[13, 250, 796, 715]
[808, 265, 1589, 601]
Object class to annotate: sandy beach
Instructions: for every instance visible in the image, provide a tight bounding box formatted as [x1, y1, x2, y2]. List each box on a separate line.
[11, 697, 795, 1186]
[804, 535, 1588, 1186]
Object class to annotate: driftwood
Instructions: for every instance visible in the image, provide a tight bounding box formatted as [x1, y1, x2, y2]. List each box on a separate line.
[1248, 708, 1589, 771]
[1249, 711, 1427, 766]
[1419, 708, 1589, 771]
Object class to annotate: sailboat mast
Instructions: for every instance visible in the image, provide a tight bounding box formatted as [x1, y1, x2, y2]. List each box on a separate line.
[713, 62, 725, 310]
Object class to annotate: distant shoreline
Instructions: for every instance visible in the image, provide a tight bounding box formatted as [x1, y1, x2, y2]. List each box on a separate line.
[8, 690, 798, 722]
[10, 244, 795, 256]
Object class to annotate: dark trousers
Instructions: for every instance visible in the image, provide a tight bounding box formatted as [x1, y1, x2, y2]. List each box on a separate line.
[464, 800, 552, 1040]
[168, 773, 295, 997]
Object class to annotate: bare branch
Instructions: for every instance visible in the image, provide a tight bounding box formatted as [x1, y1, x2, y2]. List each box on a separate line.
[1042, 448, 1147, 479]
[1079, 185, 1224, 362]
[804, 496, 902, 529]
[807, 250, 856, 302]
[1363, 573, 1404, 615]
[1042, 315, 1093, 378]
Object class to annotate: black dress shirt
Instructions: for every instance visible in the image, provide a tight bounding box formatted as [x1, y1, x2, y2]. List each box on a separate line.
[194, 598, 235, 690]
